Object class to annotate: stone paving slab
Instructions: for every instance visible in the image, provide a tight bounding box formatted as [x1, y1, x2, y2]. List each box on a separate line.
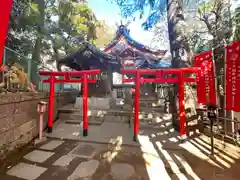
[110, 163, 135, 180]
[67, 160, 100, 180]
[69, 142, 104, 159]
[2, 135, 240, 180]
[40, 140, 64, 151]
[53, 155, 75, 167]
[7, 163, 47, 180]
[24, 150, 55, 163]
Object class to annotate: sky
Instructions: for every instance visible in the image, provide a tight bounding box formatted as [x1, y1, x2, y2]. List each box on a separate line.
[231, 0, 240, 11]
[88, 0, 156, 48]
[88, 0, 240, 51]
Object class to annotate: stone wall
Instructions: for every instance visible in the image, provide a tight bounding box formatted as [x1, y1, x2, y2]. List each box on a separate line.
[0, 91, 78, 158]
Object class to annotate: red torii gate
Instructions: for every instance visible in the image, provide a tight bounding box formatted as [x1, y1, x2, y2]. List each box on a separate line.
[121, 67, 200, 141]
[39, 70, 100, 136]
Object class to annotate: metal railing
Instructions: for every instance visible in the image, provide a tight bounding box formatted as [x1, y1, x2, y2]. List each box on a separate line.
[197, 107, 240, 147]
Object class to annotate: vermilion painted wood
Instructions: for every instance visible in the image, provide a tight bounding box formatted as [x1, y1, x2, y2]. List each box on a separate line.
[133, 71, 141, 141]
[39, 70, 100, 76]
[0, 0, 13, 65]
[120, 67, 200, 74]
[121, 67, 200, 139]
[39, 70, 100, 136]
[43, 79, 97, 83]
[47, 76, 55, 132]
[82, 74, 88, 136]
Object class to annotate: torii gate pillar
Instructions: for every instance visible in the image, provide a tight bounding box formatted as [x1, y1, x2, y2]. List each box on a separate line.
[0, 0, 13, 64]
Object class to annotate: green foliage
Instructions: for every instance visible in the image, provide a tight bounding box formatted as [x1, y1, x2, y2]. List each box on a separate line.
[197, 0, 216, 14]
[112, 0, 166, 29]
[5, 0, 102, 85]
[7, 0, 99, 65]
[233, 7, 240, 41]
[46, 0, 98, 58]
[7, 0, 39, 57]
[95, 20, 115, 49]
[197, 0, 232, 48]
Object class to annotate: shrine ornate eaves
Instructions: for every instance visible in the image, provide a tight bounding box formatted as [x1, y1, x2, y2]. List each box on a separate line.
[104, 25, 167, 58]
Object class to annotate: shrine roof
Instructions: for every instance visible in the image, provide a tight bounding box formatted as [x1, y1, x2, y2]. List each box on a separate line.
[104, 25, 167, 57]
[57, 41, 122, 72]
[116, 47, 161, 62]
[135, 57, 171, 69]
[136, 59, 157, 69]
[155, 59, 171, 68]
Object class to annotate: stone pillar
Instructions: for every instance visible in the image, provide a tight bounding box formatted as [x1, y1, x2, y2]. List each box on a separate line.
[112, 89, 117, 99]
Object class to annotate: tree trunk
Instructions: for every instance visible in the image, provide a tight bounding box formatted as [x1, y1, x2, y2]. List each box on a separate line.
[31, 0, 45, 85]
[167, 0, 196, 132]
[32, 33, 44, 83]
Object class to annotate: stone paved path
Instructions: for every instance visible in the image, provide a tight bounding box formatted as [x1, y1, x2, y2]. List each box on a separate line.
[0, 139, 149, 180]
[1, 135, 240, 180]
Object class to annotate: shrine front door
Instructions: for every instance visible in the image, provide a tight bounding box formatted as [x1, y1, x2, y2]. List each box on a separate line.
[140, 83, 155, 97]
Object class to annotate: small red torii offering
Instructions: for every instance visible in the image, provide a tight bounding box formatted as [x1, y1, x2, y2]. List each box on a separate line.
[39, 70, 100, 137]
[121, 67, 200, 141]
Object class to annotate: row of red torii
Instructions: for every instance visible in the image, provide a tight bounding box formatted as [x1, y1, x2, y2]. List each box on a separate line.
[39, 40, 240, 141]
[40, 68, 200, 140]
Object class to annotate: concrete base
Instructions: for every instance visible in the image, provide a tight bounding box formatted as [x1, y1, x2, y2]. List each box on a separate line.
[45, 121, 140, 146]
[74, 97, 110, 109]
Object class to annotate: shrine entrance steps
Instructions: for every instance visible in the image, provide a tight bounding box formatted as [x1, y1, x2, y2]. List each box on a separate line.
[44, 97, 171, 146]
[58, 102, 168, 130]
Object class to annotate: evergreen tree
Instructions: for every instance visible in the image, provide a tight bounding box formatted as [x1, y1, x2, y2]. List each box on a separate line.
[233, 7, 240, 41]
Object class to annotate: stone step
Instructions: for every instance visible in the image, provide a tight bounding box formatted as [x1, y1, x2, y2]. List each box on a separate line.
[60, 113, 130, 122]
[65, 118, 172, 130]
[113, 105, 165, 110]
[60, 112, 167, 127]
[59, 107, 164, 115]
[110, 101, 164, 107]
[59, 106, 132, 114]
[60, 113, 105, 121]
[59, 111, 164, 120]
[139, 104, 164, 109]
[139, 97, 164, 101]
[139, 98, 164, 102]
[65, 119, 103, 125]
[65, 117, 130, 124]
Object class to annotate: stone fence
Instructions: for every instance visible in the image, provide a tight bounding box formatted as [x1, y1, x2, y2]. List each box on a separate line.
[0, 91, 79, 158]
